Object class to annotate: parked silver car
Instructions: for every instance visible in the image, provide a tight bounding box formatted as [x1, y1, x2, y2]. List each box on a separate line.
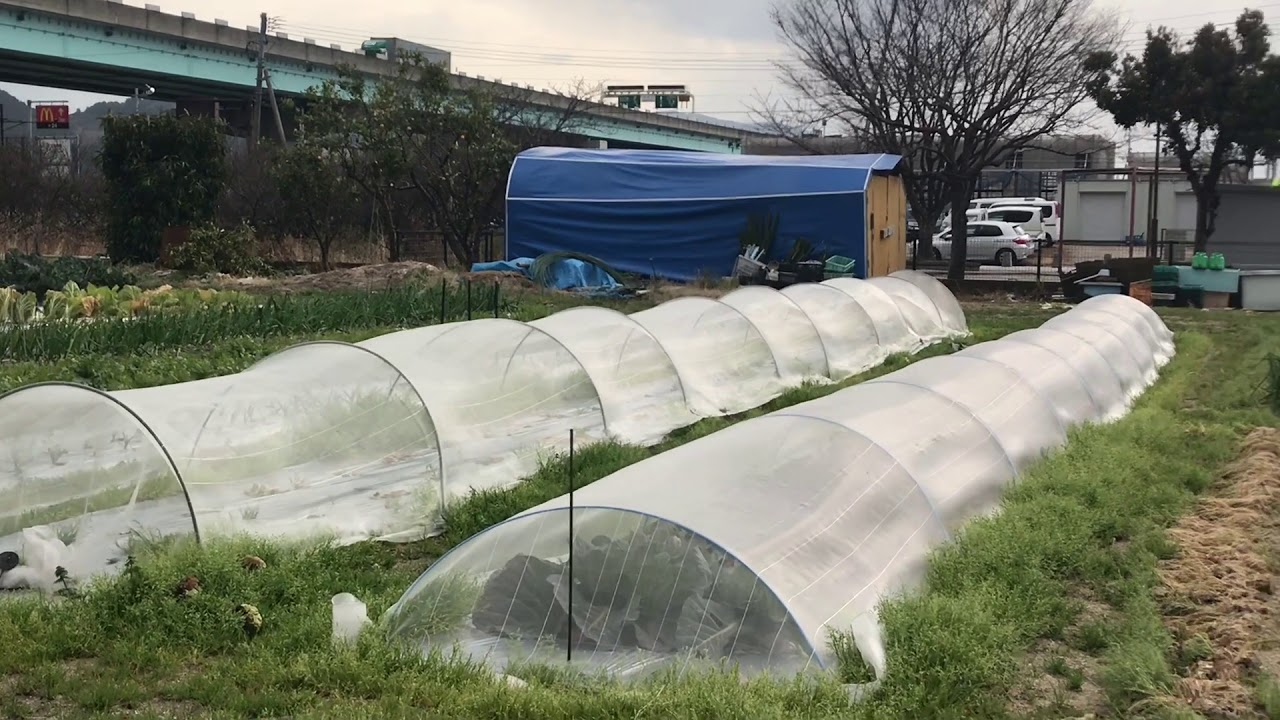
[931, 221, 1038, 266]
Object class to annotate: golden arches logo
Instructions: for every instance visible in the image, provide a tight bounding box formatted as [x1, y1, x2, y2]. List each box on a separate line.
[35, 104, 69, 129]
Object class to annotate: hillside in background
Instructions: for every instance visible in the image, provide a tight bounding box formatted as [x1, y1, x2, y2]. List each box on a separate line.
[0, 88, 172, 136]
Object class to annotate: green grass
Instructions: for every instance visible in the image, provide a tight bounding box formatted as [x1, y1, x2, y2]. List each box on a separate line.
[3, 306, 1275, 719]
[0, 308, 1036, 719]
[0, 331, 394, 393]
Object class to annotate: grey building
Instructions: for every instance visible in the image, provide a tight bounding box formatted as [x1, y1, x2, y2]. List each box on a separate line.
[747, 133, 1115, 169]
[746, 132, 1117, 201]
[995, 134, 1116, 171]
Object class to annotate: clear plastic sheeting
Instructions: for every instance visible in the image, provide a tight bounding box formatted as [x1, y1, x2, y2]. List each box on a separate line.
[864, 356, 1067, 473]
[0, 283, 967, 583]
[780, 283, 886, 380]
[719, 286, 829, 382]
[999, 327, 1130, 421]
[386, 415, 948, 679]
[1038, 313, 1150, 399]
[888, 270, 969, 335]
[119, 342, 439, 543]
[778, 384, 1016, 529]
[528, 307, 697, 446]
[866, 276, 952, 343]
[360, 320, 608, 512]
[957, 341, 1101, 428]
[631, 297, 784, 415]
[821, 277, 924, 355]
[388, 298, 1173, 682]
[1079, 295, 1175, 364]
[0, 384, 192, 581]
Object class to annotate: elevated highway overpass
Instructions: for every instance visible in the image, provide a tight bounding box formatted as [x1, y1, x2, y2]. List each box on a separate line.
[0, 0, 769, 152]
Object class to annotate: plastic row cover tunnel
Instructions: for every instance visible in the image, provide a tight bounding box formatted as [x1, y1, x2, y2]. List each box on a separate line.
[384, 295, 1172, 682]
[0, 274, 965, 585]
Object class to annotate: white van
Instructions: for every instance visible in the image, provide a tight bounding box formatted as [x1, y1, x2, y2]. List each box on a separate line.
[987, 198, 1060, 244]
[969, 196, 1047, 213]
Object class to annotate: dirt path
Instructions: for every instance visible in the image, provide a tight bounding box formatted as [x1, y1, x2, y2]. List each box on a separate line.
[1156, 427, 1280, 718]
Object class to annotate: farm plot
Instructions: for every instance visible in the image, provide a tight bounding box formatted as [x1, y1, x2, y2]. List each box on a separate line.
[0, 273, 964, 585]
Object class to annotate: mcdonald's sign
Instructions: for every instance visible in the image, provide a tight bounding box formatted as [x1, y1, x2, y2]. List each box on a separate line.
[35, 104, 70, 130]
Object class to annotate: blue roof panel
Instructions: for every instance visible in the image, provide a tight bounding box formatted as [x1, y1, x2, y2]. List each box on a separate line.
[507, 148, 901, 202]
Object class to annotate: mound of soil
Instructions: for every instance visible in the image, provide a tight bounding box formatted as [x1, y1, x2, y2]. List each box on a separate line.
[219, 262, 441, 293]
[1158, 427, 1280, 718]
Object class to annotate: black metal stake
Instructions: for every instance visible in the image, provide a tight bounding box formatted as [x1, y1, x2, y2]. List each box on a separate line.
[492, 281, 500, 318]
[567, 427, 575, 664]
[466, 278, 472, 321]
[438, 278, 446, 324]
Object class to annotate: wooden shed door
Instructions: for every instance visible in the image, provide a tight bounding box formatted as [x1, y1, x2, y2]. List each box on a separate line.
[866, 175, 907, 277]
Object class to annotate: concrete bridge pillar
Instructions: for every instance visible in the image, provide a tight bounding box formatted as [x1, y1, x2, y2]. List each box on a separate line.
[175, 97, 299, 141]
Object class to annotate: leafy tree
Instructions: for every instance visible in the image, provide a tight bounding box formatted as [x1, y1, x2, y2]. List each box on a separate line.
[303, 57, 592, 265]
[269, 143, 366, 271]
[770, 0, 1119, 278]
[1086, 10, 1280, 252]
[97, 114, 229, 263]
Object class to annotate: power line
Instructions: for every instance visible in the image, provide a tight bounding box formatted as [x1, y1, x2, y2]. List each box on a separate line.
[280, 2, 1280, 62]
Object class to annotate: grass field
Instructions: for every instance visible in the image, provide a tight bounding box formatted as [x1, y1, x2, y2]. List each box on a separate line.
[1, 301, 1278, 719]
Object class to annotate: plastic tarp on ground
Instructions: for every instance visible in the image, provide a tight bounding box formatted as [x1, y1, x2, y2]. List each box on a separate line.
[505, 148, 902, 281]
[471, 257, 620, 292]
[0, 280, 965, 585]
[385, 295, 1174, 682]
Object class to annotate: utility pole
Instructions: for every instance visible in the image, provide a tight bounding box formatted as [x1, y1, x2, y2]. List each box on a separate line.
[263, 70, 288, 144]
[250, 11, 267, 150]
[1151, 123, 1162, 258]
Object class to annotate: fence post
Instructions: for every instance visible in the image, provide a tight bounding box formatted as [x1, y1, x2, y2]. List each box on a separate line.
[465, 278, 472, 321]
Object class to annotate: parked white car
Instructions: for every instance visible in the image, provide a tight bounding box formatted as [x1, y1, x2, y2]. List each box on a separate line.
[986, 198, 1060, 245]
[983, 205, 1048, 240]
[931, 221, 1037, 266]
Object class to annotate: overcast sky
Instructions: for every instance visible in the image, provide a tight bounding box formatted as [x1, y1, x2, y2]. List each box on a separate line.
[1, 0, 1268, 139]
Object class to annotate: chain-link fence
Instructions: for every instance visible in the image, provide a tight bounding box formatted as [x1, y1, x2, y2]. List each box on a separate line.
[906, 235, 1055, 284]
[905, 230, 1197, 286]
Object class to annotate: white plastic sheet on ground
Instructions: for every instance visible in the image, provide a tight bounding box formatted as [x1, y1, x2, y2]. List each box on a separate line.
[386, 295, 1172, 684]
[0, 283, 966, 583]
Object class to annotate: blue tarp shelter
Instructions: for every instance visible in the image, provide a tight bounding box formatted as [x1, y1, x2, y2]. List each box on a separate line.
[505, 148, 904, 282]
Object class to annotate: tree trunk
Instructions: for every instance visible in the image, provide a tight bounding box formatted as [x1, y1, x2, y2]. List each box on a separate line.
[946, 182, 971, 281]
[1193, 187, 1221, 254]
[318, 238, 332, 272]
[916, 219, 937, 266]
[378, 193, 400, 262]
[442, 230, 474, 268]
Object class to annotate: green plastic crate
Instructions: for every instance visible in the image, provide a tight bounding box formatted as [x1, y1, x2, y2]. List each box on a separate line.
[824, 255, 856, 275]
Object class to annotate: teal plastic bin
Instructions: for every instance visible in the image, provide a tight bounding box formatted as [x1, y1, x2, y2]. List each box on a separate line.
[824, 255, 856, 278]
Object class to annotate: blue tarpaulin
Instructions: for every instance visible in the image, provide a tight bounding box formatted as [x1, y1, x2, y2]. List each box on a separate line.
[505, 148, 901, 282]
[471, 256, 620, 292]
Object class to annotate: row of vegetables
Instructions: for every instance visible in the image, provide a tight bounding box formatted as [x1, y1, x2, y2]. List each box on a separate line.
[0, 283, 254, 325]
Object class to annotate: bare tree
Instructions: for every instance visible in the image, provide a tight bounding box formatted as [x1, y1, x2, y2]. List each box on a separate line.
[304, 59, 597, 266]
[771, 0, 1120, 278]
[0, 142, 103, 254]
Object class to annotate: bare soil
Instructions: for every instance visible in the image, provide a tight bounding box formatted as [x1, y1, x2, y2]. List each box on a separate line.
[1155, 427, 1280, 718]
[1009, 593, 1113, 719]
[206, 261, 444, 293]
